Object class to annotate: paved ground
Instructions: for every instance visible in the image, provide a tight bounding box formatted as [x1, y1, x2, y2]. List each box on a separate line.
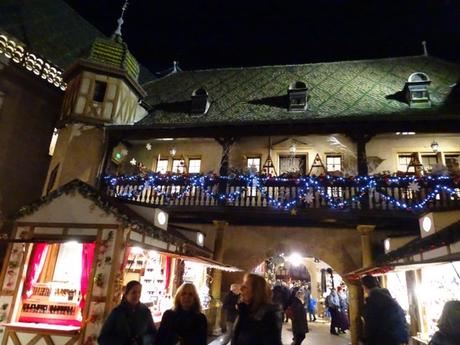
[209, 318, 350, 345]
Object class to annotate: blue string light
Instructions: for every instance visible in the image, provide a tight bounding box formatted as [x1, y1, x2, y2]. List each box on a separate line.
[103, 173, 460, 212]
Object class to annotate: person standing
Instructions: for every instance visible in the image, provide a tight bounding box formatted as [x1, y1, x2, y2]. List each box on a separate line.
[361, 275, 408, 345]
[221, 283, 240, 344]
[326, 288, 340, 335]
[290, 290, 308, 345]
[155, 283, 207, 345]
[98, 280, 157, 345]
[232, 273, 282, 345]
[337, 286, 349, 333]
[429, 300, 460, 345]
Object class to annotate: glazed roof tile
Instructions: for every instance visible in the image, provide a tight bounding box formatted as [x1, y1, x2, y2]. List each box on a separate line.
[138, 56, 460, 126]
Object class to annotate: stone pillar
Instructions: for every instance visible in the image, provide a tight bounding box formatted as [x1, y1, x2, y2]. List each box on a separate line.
[357, 224, 375, 267]
[209, 220, 228, 335]
[348, 281, 364, 345]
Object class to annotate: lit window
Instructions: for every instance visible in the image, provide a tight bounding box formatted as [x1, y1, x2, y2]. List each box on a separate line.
[172, 159, 185, 173]
[421, 154, 438, 173]
[93, 81, 107, 102]
[48, 128, 59, 156]
[398, 154, 413, 172]
[445, 154, 460, 173]
[247, 157, 261, 173]
[188, 159, 201, 174]
[156, 159, 168, 174]
[326, 155, 342, 172]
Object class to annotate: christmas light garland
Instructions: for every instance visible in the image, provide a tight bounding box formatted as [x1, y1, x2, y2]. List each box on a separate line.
[104, 173, 460, 212]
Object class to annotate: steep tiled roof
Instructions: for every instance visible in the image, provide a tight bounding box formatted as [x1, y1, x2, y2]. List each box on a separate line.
[0, 0, 153, 83]
[138, 56, 460, 126]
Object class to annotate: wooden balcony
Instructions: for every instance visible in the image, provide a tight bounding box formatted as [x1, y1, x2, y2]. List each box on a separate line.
[103, 174, 460, 228]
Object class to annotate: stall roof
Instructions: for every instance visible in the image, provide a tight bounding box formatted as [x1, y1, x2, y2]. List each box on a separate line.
[159, 251, 242, 272]
[15, 179, 181, 245]
[345, 219, 460, 280]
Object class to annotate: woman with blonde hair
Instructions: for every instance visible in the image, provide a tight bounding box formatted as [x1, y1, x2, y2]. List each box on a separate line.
[429, 300, 460, 345]
[232, 273, 282, 345]
[155, 283, 207, 345]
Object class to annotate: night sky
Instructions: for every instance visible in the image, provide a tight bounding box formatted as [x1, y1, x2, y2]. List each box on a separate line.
[65, 0, 460, 73]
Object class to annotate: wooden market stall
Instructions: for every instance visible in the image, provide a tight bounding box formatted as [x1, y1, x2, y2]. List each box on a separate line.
[0, 180, 238, 345]
[345, 212, 460, 345]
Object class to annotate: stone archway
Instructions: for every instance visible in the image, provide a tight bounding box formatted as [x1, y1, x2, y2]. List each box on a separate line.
[214, 224, 365, 345]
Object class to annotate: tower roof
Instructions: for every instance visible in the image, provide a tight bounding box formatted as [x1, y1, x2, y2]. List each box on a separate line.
[87, 36, 140, 81]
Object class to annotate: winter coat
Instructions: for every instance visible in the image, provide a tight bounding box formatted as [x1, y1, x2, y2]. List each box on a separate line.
[290, 297, 308, 336]
[429, 331, 459, 345]
[155, 308, 207, 345]
[223, 291, 240, 322]
[98, 301, 156, 345]
[362, 288, 408, 345]
[232, 302, 283, 345]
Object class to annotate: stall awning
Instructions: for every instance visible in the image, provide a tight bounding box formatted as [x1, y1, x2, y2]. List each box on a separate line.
[159, 251, 242, 272]
[344, 265, 394, 281]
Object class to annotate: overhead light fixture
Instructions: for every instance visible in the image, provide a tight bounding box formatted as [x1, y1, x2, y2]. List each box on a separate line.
[169, 147, 177, 156]
[153, 208, 168, 230]
[431, 141, 439, 153]
[287, 252, 302, 266]
[196, 232, 204, 247]
[146, 143, 152, 150]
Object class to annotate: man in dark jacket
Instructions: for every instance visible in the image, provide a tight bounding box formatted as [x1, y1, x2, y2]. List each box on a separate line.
[361, 275, 409, 345]
[222, 283, 240, 344]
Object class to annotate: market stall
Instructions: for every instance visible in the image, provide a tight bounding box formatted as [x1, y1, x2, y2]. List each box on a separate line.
[345, 212, 460, 345]
[0, 180, 185, 345]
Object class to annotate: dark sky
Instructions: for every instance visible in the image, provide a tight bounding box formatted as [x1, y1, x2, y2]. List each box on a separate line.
[66, 0, 460, 73]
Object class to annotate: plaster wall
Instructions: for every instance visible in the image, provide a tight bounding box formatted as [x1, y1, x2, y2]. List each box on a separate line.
[0, 59, 61, 217]
[121, 133, 460, 176]
[368, 133, 460, 173]
[44, 124, 105, 191]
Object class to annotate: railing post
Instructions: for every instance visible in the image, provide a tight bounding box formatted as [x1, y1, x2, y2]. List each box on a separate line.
[215, 137, 235, 206]
[349, 133, 374, 210]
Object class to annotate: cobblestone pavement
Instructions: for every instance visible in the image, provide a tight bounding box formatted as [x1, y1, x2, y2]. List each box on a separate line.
[209, 318, 350, 345]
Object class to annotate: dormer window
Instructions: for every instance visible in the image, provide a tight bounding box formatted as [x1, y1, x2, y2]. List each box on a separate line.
[190, 88, 210, 115]
[405, 72, 431, 108]
[288, 81, 308, 112]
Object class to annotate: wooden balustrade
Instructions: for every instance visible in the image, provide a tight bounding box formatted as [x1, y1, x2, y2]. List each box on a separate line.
[104, 176, 460, 212]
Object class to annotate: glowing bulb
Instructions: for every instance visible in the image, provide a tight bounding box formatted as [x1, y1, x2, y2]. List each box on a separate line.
[288, 252, 302, 266]
[422, 216, 432, 233]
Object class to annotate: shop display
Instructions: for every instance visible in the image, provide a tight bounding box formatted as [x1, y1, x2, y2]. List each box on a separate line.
[417, 262, 460, 338]
[183, 261, 211, 309]
[124, 247, 173, 322]
[17, 241, 92, 326]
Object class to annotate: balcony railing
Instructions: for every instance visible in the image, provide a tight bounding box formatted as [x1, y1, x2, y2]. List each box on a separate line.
[103, 174, 460, 212]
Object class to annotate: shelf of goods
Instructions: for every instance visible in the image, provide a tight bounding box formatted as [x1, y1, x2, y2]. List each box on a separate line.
[20, 283, 80, 322]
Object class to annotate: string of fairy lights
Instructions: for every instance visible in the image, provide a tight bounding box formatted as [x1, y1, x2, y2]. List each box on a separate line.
[104, 174, 460, 212]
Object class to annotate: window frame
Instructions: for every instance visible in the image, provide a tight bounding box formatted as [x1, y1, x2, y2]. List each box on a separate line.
[92, 81, 107, 103]
[326, 154, 343, 172]
[188, 158, 202, 174]
[172, 159, 186, 174]
[156, 159, 169, 174]
[246, 156, 262, 173]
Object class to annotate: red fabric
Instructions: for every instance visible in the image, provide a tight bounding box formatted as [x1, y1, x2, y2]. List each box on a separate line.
[164, 256, 172, 291]
[18, 316, 81, 327]
[79, 242, 96, 311]
[23, 243, 49, 299]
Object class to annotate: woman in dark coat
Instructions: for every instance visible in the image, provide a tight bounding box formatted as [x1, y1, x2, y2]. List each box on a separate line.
[98, 280, 157, 345]
[232, 273, 283, 345]
[155, 283, 207, 345]
[429, 301, 460, 345]
[290, 290, 308, 345]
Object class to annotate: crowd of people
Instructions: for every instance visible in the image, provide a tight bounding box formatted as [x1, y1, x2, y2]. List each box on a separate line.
[97, 275, 459, 345]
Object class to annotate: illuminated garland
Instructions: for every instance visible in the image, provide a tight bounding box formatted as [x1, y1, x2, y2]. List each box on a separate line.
[104, 174, 460, 212]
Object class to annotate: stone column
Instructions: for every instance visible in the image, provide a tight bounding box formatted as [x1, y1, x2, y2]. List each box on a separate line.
[209, 220, 228, 335]
[357, 224, 375, 267]
[348, 281, 364, 345]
